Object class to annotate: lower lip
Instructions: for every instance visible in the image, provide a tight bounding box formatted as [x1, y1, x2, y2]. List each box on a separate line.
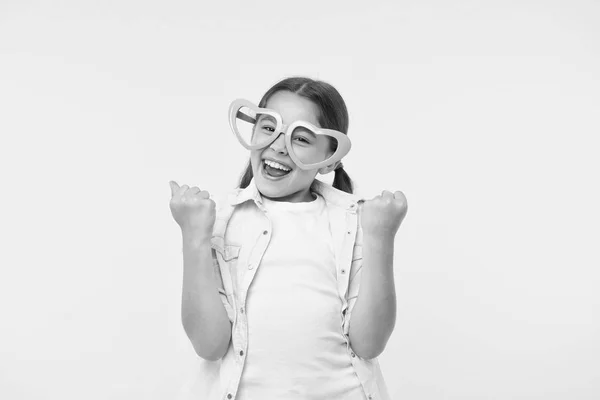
[261, 161, 291, 181]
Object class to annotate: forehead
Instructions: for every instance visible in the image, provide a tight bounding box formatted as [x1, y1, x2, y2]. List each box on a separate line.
[264, 91, 321, 127]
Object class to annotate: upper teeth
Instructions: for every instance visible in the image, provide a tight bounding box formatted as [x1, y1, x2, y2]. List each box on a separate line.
[264, 160, 291, 171]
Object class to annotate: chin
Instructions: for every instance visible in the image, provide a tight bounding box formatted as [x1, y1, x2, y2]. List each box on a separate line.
[255, 176, 290, 198]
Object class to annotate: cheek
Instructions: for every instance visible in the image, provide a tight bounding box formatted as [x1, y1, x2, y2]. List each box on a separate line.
[298, 146, 329, 163]
[296, 167, 318, 180]
[322, 139, 335, 156]
[306, 139, 332, 158]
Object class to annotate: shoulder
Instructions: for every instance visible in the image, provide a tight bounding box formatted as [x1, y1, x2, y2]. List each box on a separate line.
[211, 186, 245, 214]
[214, 186, 262, 224]
[313, 179, 365, 210]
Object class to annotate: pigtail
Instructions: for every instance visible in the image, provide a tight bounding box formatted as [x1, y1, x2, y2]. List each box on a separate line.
[332, 166, 353, 194]
[239, 158, 253, 189]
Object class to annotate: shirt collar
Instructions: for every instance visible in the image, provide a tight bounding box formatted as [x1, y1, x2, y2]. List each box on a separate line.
[228, 177, 262, 206]
[228, 177, 363, 211]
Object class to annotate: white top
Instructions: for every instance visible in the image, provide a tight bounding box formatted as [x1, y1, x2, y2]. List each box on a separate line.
[235, 192, 366, 399]
[177, 178, 391, 400]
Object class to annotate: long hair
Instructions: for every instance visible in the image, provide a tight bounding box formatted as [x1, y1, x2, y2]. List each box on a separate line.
[238, 77, 354, 194]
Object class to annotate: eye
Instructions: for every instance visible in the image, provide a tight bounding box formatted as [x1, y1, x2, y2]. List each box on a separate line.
[259, 125, 275, 133]
[294, 136, 310, 144]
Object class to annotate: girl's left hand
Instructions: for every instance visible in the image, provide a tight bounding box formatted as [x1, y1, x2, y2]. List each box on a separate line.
[358, 190, 408, 238]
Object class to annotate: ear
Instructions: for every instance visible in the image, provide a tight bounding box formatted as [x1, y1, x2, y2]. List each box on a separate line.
[318, 160, 340, 175]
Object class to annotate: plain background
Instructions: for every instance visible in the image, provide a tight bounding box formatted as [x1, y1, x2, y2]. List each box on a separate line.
[1, 0, 599, 399]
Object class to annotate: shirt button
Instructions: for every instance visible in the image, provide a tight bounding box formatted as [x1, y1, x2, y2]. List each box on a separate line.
[248, 263, 254, 270]
[351, 352, 356, 358]
[227, 394, 232, 399]
[368, 395, 373, 399]
[239, 350, 244, 356]
[347, 231, 351, 234]
[240, 307, 244, 314]
[341, 269, 346, 274]
[263, 230, 268, 235]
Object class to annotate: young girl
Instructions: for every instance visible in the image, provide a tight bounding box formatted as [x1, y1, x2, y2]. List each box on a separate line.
[169, 77, 407, 400]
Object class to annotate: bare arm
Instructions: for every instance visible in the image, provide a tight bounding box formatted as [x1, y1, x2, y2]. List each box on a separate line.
[348, 234, 397, 360]
[348, 190, 407, 360]
[181, 231, 231, 361]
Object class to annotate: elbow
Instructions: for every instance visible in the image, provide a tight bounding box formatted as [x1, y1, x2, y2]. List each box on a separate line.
[182, 319, 232, 362]
[191, 342, 215, 361]
[193, 342, 227, 362]
[349, 323, 395, 360]
[348, 332, 385, 360]
[189, 332, 231, 361]
[352, 343, 385, 361]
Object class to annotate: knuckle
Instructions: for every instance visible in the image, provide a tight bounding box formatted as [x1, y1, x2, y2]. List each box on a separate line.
[184, 195, 197, 204]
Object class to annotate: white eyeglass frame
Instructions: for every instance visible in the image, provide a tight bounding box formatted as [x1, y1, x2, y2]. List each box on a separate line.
[228, 98, 352, 170]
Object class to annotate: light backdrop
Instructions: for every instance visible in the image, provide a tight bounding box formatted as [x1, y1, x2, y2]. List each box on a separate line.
[1, 0, 599, 399]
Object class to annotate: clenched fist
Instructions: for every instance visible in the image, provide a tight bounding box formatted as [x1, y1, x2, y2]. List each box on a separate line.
[358, 190, 408, 238]
[169, 181, 216, 238]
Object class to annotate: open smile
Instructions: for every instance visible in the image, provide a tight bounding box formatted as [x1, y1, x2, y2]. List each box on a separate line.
[261, 159, 293, 179]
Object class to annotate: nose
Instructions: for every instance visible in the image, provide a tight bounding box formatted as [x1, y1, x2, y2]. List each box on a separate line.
[269, 132, 287, 154]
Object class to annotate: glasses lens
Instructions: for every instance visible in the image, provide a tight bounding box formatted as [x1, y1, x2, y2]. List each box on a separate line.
[290, 127, 339, 165]
[234, 107, 277, 148]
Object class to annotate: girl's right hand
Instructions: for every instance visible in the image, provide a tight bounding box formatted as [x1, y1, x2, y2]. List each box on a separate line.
[169, 181, 216, 238]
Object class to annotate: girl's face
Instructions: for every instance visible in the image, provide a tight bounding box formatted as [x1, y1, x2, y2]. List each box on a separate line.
[251, 91, 337, 203]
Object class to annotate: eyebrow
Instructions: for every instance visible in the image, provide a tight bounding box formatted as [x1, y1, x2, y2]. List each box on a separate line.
[257, 115, 277, 123]
[303, 131, 317, 139]
[296, 127, 317, 138]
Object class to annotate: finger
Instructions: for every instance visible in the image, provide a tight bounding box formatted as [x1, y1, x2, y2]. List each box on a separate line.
[189, 186, 201, 194]
[198, 190, 210, 199]
[178, 184, 189, 196]
[381, 190, 394, 201]
[394, 191, 407, 203]
[169, 181, 179, 197]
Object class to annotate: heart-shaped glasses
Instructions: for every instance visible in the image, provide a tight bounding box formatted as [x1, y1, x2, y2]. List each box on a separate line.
[228, 99, 351, 170]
